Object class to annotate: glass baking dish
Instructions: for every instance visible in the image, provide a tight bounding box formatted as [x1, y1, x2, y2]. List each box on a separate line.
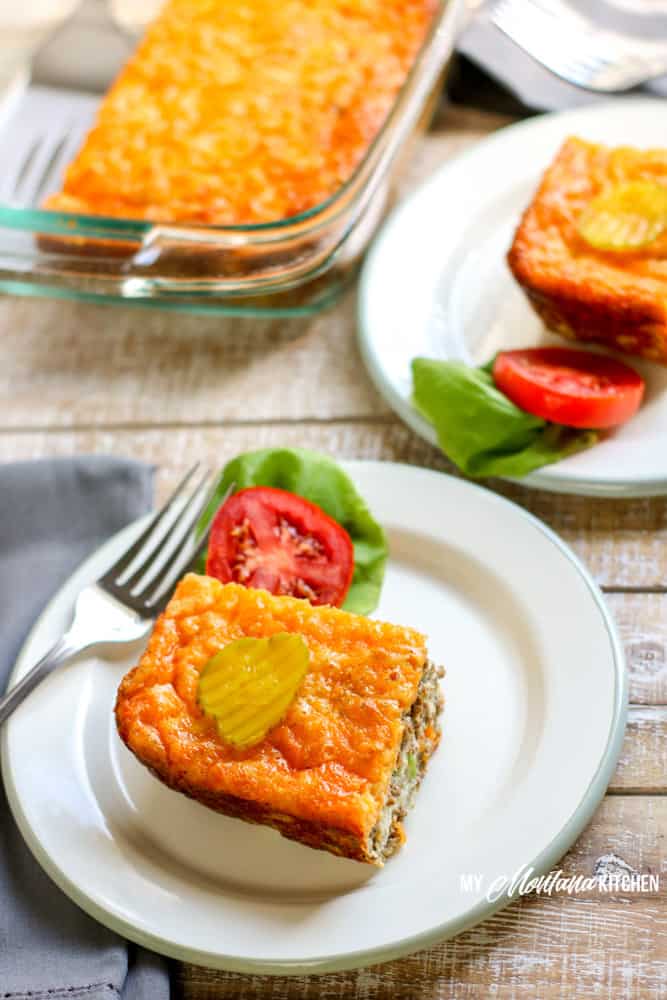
[0, 0, 463, 316]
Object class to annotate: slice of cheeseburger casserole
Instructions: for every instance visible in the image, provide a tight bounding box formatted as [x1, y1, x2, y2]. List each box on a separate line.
[508, 136, 667, 364]
[115, 574, 443, 865]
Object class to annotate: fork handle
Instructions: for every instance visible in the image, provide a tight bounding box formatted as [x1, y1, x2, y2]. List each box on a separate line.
[0, 633, 81, 725]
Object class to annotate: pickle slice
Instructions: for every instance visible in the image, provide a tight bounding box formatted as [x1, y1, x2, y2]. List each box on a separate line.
[197, 633, 309, 749]
[578, 181, 667, 251]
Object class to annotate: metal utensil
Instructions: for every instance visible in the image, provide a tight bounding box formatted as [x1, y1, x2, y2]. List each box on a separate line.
[0, 464, 231, 724]
[491, 0, 667, 93]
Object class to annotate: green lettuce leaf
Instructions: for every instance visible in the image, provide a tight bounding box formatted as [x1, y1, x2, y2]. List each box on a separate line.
[199, 448, 387, 615]
[412, 357, 598, 478]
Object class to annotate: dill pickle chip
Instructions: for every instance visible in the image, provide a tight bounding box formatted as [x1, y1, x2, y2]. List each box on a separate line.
[578, 181, 667, 251]
[197, 633, 309, 749]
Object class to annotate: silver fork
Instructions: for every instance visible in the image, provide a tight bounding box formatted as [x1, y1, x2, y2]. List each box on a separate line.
[490, 0, 667, 93]
[0, 465, 232, 725]
[4, 125, 87, 207]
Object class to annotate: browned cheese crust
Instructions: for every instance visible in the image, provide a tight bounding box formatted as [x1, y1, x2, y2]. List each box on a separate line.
[508, 136, 667, 364]
[115, 576, 442, 865]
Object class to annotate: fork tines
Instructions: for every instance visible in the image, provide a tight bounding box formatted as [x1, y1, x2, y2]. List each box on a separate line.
[490, 0, 667, 93]
[98, 464, 230, 616]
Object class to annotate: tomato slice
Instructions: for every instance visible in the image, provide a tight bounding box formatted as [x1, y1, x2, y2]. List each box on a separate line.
[492, 348, 644, 429]
[206, 486, 354, 607]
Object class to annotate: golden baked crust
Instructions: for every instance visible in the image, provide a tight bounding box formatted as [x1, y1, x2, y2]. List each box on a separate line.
[115, 575, 435, 863]
[508, 137, 667, 364]
[45, 0, 436, 226]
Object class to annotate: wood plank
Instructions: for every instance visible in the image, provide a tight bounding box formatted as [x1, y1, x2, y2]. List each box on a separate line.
[606, 593, 667, 705]
[3, 422, 667, 592]
[610, 707, 667, 794]
[395, 104, 516, 200]
[0, 288, 389, 428]
[175, 797, 666, 1000]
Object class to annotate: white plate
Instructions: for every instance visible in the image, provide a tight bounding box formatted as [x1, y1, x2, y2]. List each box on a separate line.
[2, 462, 625, 973]
[359, 98, 667, 497]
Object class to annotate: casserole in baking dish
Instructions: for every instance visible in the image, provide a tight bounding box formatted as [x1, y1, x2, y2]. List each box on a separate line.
[0, 0, 461, 314]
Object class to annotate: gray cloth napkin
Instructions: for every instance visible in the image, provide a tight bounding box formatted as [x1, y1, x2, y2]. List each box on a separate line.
[0, 456, 170, 1000]
[459, 0, 667, 111]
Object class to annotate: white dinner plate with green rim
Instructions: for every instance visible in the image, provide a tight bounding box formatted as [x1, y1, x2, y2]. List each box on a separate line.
[2, 462, 626, 974]
[359, 97, 667, 497]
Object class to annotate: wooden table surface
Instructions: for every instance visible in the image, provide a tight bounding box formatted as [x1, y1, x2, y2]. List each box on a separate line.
[1, 103, 665, 999]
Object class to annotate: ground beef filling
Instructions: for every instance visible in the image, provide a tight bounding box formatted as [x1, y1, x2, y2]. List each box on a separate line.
[368, 659, 444, 862]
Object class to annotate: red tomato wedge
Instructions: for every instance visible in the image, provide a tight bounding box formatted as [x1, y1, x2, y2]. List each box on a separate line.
[206, 486, 354, 607]
[492, 348, 644, 429]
